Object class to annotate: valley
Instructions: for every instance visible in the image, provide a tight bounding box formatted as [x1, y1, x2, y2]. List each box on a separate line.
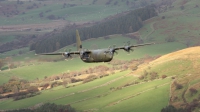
[0, 0, 200, 111]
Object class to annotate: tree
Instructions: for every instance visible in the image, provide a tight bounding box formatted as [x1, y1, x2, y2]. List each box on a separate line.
[47, 14, 57, 20]
[12, 85, 19, 94]
[161, 75, 167, 79]
[17, 0, 20, 4]
[185, 39, 191, 47]
[5, 57, 12, 70]
[62, 80, 68, 88]
[150, 72, 158, 80]
[140, 0, 147, 7]
[189, 88, 198, 96]
[126, 0, 129, 6]
[4, 103, 77, 112]
[56, 42, 60, 50]
[42, 83, 49, 89]
[0, 59, 5, 70]
[139, 75, 144, 80]
[180, 5, 185, 10]
[143, 70, 148, 76]
[165, 36, 175, 42]
[39, 12, 44, 18]
[32, 5, 157, 53]
[63, 3, 67, 8]
[174, 82, 183, 90]
[9, 63, 15, 69]
[0, 86, 3, 94]
[129, 26, 133, 32]
[28, 86, 39, 93]
[161, 105, 185, 112]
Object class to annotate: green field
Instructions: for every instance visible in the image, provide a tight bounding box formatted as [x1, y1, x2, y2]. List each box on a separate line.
[0, 0, 159, 25]
[52, 79, 170, 112]
[0, 59, 105, 82]
[101, 85, 170, 112]
[0, 71, 171, 111]
[0, 47, 29, 59]
[0, 35, 16, 45]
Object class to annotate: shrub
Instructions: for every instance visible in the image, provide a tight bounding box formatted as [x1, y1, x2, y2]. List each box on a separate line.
[189, 88, 198, 96]
[165, 36, 175, 42]
[174, 82, 183, 90]
[161, 75, 167, 79]
[83, 75, 97, 83]
[138, 75, 144, 80]
[28, 86, 39, 93]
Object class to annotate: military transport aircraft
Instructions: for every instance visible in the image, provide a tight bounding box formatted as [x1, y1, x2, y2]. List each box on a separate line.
[38, 30, 154, 63]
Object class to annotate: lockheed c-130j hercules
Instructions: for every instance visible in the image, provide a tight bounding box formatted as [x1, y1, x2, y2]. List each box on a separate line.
[38, 30, 154, 63]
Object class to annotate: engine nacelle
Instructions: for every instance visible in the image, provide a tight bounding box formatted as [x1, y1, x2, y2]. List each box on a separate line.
[124, 46, 130, 52]
[124, 46, 133, 52]
[63, 52, 71, 58]
[80, 51, 90, 59]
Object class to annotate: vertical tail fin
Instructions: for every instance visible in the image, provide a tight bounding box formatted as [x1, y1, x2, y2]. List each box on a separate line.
[76, 30, 82, 51]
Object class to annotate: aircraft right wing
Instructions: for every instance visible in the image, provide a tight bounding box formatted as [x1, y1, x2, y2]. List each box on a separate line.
[36, 51, 81, 58]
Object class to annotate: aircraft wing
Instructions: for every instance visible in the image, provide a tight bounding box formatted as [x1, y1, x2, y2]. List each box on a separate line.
[36, 51, 80, 55]
[129, 43, 155, 48]
[113, 42, 155, 51]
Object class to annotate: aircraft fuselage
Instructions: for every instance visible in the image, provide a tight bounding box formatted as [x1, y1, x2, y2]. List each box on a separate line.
[80, 49, 113, 63]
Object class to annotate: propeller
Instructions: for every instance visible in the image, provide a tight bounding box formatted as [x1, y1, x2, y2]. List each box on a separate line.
[62, 49, 72, 60]
[108, 45, 118, 55]
[124, 41, 134, 53]
[104, 45, 118, 59]
[80, 49, 90, 60]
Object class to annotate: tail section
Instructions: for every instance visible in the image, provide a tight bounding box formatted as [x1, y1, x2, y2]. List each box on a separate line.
[76, 30, 82, 51]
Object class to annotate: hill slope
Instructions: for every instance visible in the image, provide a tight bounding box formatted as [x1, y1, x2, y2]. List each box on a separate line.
[135, 46, 200, 110]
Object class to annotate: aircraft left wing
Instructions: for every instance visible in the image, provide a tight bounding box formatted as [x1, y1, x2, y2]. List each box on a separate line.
[113, 42, 155, 52]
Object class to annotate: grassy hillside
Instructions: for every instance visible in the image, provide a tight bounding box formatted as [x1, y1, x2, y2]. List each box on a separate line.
[0, 0, 159, 25]
[0, 35, 15, 45]
[0, 70, 171, 112]
[135, 47, 200, 110]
